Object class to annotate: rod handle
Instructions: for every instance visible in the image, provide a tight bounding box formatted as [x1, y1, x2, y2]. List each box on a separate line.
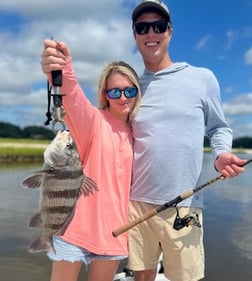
[180, 189, 194, 200]
[112, 208, 158, 237]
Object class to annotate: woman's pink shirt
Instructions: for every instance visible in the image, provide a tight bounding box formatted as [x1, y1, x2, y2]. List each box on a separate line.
[58, 62, 133, 255]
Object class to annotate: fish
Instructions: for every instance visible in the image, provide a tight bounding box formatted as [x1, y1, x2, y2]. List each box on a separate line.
[21, 130, 98, 253]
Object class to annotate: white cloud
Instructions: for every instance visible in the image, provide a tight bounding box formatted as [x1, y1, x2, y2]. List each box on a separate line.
[195, 34, 212, 50]
[0, 0, 251, 138]
[244, 47, 252, 65]
[222, 93, 252, 137]
[223, 30, 239, 50]
[223, 93, 252, 115]
[0, 0, 128, 21]
[0, 0, 145, 128]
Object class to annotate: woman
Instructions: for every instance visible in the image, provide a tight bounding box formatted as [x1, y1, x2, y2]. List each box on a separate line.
[41, 39, 141, 281]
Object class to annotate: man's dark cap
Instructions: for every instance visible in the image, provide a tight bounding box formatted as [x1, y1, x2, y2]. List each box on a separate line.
[132, 0, 171, 25]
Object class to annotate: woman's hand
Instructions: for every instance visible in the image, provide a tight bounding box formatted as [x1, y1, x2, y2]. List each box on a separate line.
[41, 39, 72, 74]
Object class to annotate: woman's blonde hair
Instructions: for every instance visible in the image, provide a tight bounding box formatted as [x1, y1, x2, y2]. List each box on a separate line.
[97, 61, 141, 122]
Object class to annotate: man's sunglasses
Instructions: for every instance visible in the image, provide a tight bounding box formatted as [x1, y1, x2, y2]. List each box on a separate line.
[133, 20, 169, 35]
[106, 87, 138, 99]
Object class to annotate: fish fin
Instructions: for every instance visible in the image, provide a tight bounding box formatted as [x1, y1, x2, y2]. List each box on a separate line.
[28, 238, 50, 253]
[54, 209, 76, 236]
[79, 176, 99, 197]
[29, 213, 42, 228]
[21, 174, 43, 189]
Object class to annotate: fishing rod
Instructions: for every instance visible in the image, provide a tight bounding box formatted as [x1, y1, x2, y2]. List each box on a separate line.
[112, 158, 252, 237]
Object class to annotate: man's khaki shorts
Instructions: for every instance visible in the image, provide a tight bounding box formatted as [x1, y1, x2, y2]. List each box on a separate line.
[127, 200, 204, 281]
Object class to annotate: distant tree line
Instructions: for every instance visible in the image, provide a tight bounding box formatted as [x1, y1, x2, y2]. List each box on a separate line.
[0, 122, 55, 140]
[1, 122, 252, 148]
[204, 136, 252, 148]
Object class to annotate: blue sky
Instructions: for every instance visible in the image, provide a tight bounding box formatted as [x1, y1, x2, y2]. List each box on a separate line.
[0, 0, 251, 138]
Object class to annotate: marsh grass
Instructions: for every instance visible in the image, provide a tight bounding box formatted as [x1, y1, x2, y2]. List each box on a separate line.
[0, 146, 45, 155]
[0, 138, 50, 144]
[0, 138, 50, 156]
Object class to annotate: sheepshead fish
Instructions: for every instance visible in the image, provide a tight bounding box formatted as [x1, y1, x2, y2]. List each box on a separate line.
[21, 130, 98, 253]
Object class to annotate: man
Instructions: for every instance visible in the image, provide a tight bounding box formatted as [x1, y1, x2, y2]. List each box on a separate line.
[128, 1, 247, 281]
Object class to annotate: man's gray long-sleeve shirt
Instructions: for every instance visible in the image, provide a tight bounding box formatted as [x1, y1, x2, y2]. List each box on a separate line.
[131, 62, 232, 207]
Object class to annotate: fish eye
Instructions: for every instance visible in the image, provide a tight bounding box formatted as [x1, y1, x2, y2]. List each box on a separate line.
[66, 143, 73, 149]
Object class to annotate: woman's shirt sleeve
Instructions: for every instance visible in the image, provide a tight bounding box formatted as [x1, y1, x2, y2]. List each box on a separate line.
[51, 61, 98, 162]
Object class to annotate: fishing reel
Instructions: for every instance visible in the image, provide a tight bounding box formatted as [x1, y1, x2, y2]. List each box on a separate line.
[173, 206, 201, 231]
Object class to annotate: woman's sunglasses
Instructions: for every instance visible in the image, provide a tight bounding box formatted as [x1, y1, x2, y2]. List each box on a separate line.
[106, 87, 138, 99]
[133, 20, 169, 35]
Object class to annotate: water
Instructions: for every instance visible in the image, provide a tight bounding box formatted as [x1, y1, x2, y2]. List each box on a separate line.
[202, 155, 252, 280]
[0, 154, 252, 280]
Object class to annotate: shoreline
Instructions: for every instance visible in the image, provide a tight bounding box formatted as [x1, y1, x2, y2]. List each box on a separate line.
[0, 149, 251, 164]
[231, 148, 252, 155]
[0, 140, 251, 164]
[0, 155, 43, 163]
[0, 141, 47, 163]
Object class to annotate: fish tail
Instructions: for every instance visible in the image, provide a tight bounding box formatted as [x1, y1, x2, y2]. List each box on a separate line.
[28, 237, 51, 253]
